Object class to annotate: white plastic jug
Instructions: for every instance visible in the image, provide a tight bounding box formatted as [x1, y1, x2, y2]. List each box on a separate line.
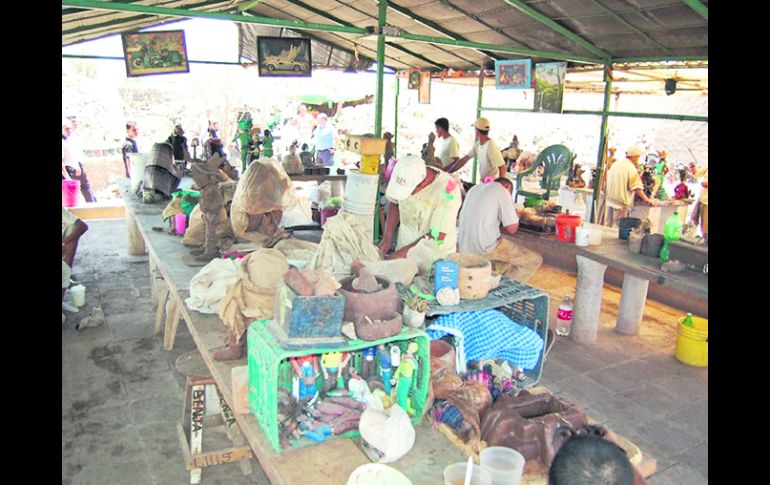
[70, 284, 86, 307]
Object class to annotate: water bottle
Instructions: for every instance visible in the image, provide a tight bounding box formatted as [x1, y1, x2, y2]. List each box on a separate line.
[555, 293, 573, 336]
[682, 312, 694, 328]
[572, 193, 587, 219]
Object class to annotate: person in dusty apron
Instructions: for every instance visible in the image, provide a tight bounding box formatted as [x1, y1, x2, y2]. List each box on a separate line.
[378, 155, 462, 272]
[458, 177, 542, 282]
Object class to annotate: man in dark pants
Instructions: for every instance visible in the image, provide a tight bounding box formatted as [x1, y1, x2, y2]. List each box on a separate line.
[63, 117, 96, 202]
[122, 121, 139, 178]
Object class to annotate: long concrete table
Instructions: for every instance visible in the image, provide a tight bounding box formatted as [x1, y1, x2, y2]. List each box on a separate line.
[509, 227, 707, 345]
[120, 184, 656, 482]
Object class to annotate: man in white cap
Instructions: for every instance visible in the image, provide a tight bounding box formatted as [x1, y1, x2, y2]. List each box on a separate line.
[378, 155, 462, 266]
[445, 117, 507, 182]
[604, 145, 659, 227]
[458, 176, 543, 282]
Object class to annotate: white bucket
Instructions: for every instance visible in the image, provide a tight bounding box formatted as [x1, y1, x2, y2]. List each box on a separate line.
[130, 153, 148, 191]
[343, 171, 379, 214]
[70, 284, 86, 307]
[575, 225, 590, 246]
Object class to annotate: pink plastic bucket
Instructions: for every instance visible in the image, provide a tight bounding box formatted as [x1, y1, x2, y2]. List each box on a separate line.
[174, 213, 187, 235]
[62, 180, 81, 207]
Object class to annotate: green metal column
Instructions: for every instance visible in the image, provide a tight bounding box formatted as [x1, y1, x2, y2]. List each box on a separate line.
[394, 75, 400, 157]
[472, 65, 485, 184]
[374, 0, 387, 137]
[591, 63, 613, 223]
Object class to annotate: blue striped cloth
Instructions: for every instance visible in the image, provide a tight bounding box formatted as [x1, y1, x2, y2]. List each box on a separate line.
[426, 310, 543, 370]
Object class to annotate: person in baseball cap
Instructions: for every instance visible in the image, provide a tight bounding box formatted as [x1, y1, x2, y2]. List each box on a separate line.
[444, 117, 506, 183]
[604, 144, 659, 227]
[380, 155, 462, 265]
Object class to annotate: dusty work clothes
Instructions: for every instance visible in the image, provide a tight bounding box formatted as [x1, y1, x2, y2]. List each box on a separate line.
[605, 157, 643, 209]
[458, 182, 518, 254]
[395, 168, 462, 259]
[464, 138, 505, 181]
[62, 207, 79, 288]
[435, 135, 460, 168]
[486, 237, 543, 283]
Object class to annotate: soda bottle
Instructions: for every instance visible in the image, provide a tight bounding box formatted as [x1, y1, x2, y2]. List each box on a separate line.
[555, 293, 573, 336]
[659, 210, 683, 261]
[682, 312, 694, 328]
[572, 193, 587, 219]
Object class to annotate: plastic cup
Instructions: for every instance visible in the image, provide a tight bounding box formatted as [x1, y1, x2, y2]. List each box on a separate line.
[480, 447, 525, 485]
[70, 284, 86, 307]
[443, 462, 492, 485]
[174, 213, 187, 235]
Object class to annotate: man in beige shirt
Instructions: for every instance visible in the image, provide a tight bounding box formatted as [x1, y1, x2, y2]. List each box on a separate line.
[445, 117, 506, 182]
[604, 145, 658, 227]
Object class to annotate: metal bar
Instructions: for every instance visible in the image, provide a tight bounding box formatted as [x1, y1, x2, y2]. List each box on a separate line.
[281, 0, 445, 69]
[681, 0, 708, 20]
[611, 55, 707, 63]
[61, 53, 242, 65]
[62, 0, 368, 35]
[386, 2, 502, 61]
[563, 110, 708, 122]
[480, 107, 533, 113]
[571, 60, 708, 72]
[394, 76, 399, 158]
[375, 0, 387, 138]
[396, 32, 602, 64]
[472, 66, 484, 185]
[584, 0, 673, 54]
[238, 0, 264, 11]
[499, 0, 610, 60]
[591, 64, 612, 223]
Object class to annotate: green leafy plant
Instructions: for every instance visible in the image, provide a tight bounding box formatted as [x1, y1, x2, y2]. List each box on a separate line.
[404, 294, 428, 313]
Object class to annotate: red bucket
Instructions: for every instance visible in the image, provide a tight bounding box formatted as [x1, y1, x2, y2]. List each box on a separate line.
[555, 214, 581, 243]
[62, 180, 81, 207]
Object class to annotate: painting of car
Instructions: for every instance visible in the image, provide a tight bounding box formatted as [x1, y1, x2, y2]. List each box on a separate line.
[257, 37, 312, 77]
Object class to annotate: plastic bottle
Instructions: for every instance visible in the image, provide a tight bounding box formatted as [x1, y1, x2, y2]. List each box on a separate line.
[659, 210, 683, 261]
[682, 312, 694, 328]
[572, 193, 587, 219]
[555, 293, 574, 336]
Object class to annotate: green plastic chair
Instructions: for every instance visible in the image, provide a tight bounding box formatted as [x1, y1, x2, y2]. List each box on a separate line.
[515, 144, 576, 205]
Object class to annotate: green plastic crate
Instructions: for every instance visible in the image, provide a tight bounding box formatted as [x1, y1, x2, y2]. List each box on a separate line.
[247, 320, 430, 452]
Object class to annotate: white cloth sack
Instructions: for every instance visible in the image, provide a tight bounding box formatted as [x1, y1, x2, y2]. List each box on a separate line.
[359, 404, 415, 464]
[185, 258, 240, 314]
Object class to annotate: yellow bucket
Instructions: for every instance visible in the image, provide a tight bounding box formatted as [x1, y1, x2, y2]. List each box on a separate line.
[360, 154, 380, 175]
[674, 316, 708, 367]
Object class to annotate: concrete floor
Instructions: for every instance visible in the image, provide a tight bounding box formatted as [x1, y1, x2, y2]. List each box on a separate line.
[62, 219, 707, 484]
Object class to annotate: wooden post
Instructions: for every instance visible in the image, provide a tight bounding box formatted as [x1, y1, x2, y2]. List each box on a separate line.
[125, 210, 146, 256]
[616, 274, 649, 335]
[190, 383, 206, 483]
[571, 255, 607, 345]
[164, 296, 182, 350]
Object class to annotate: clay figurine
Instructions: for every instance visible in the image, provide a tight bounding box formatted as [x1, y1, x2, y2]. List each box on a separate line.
[234, 114, 253, 173]
[321, 351, 351, 395]
[422, 132, 441, 168]
[283, 142, 304, 175]
[290, 355, 320, 402]
[391, 342, 418, 415]
[262, 129, 274, 159]
[378, 345, 393, 394]
[674, 170, 692, 200]
[189, 153, 229, 262]
[361, 346, 377, 381]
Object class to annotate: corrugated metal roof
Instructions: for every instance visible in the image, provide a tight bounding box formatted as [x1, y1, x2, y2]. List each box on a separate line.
[62, 0, 708, 70]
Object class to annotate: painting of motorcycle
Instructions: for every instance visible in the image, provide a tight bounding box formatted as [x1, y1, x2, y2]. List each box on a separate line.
[257, 37, 312, 77]
[121, 31, 189, 77]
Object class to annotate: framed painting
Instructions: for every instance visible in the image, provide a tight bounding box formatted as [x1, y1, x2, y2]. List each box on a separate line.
[257, 36, 312, 77]
[495, 59, 531, 90]
[534, 62, 567, 113]
[408, 69, 420, 89]
[418, 71, 431, 104]
[121, 30, 189, 77]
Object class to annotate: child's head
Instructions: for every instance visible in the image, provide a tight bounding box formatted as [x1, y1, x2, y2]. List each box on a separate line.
[264, 129, 271, 137]
[301, 143, 309, 151]
[679, 169, 687, 181]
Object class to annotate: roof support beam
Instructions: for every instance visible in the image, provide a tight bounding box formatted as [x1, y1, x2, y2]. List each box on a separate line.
[583, 0, 673, 54]
[396, 32, 603, 64]
[280, 0, 446, 69]
[499, 0, 610, 60]
[611, 55, 708, 63]
[385, 2, 502, 61]
[681, 0, 708, 21]
[61, 1, 604, 65]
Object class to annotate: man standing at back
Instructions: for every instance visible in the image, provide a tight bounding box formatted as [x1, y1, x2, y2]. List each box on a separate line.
[446, 117, 506, 183]
[604, 145, 658, 227]
[458, 177, 542, 282]
[312, 113, 337, 167]
[63, 116, 96, 202]
[433, 117, 460, 169]
[122, 121, 139, 178]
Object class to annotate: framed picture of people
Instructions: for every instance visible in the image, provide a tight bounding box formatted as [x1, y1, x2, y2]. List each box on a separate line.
[256, 36, 312, 77]
[408, 69, 420, 89]
[121, 30, 190, 77]
[495, 59, 531, 90]
[534, 62, 567, 113]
